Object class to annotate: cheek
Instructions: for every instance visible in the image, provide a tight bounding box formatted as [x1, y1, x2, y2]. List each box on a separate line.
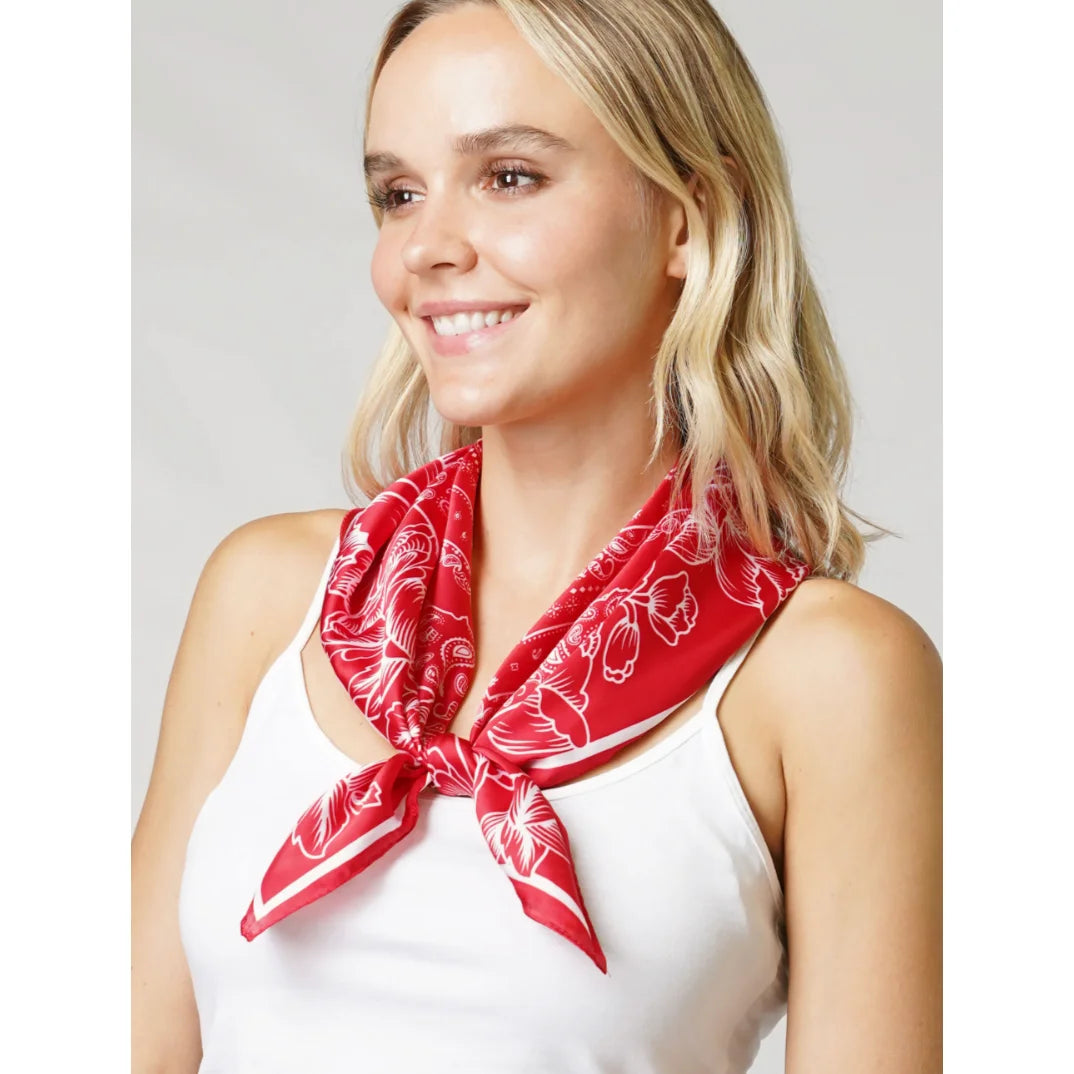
[497, 197, 651, 308]
[369, 236, 405, 312]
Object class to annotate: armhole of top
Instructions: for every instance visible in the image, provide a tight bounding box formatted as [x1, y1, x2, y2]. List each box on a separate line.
[699, 619, 786, 916]
[280, 533, 342, 661]
[700, 623, 765, 718]
[183, 531, 345, 840]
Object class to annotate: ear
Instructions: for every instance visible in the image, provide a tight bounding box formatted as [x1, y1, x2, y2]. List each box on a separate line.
[666, 157, 745, 281]
[665, 173, 703, 282]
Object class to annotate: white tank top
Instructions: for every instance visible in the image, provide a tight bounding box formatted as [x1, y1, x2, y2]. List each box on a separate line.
[179, 537, 788, 1073]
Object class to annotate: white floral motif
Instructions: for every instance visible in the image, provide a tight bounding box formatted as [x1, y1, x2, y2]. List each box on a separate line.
[603, 602, 640, 684]
[423, 736, 479, 796]
[326, 523, 374, 598]
[484, 660, 593, 758]
[716, 531, 808, 616]
[290, 770, 384, 860]
[379, 521, 438, 659]
[600, 568, 698, 683]
[322, 513, 442, 721]
[478, 779, 571, 876]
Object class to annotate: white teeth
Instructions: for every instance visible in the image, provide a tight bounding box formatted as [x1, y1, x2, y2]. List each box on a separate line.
[429, 307, 524, 336]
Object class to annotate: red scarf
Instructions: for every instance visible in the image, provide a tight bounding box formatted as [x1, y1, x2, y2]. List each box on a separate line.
[241, 440, 808, 973]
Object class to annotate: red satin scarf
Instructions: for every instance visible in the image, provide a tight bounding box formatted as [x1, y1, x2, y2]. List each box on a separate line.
[241, 440, 809, 973]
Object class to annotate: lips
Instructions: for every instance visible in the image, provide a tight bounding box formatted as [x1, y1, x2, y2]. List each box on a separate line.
[413, 298, 530, 318]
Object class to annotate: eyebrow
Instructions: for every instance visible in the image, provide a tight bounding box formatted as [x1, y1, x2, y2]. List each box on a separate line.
[363, 123, 575, 181]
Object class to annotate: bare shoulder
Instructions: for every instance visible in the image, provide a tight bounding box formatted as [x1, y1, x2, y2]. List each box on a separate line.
[201, 507, 348, 674]
[143, 504, 350, 783]
[748, 577, 941, 772]
[208, 505, 346, 578]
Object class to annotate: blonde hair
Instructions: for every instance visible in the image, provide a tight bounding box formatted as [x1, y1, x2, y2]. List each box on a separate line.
[345, 0, 895, 581]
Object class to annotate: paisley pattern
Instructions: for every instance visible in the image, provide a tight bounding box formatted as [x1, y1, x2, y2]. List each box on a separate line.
[241, 440, 810, 973]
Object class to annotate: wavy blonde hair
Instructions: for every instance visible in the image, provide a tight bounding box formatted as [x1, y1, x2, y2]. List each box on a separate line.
[344, 0, 895, 581]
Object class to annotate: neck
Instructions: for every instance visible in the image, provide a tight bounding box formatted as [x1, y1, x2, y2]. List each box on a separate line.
[473, 421, 682, 599]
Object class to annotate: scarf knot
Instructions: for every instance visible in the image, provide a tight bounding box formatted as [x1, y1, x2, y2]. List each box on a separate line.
[413, 730, 528, 798]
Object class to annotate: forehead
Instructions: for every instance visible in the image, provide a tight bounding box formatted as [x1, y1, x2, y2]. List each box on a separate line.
[366, 5, 602, 153]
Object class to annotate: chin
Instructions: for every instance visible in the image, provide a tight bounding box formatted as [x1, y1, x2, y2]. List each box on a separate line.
[430, 405, 512, 432]
[427, 387, 514, 430]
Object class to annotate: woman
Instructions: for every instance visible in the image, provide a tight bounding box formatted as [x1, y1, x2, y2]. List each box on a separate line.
[132, 1, 941, 1071]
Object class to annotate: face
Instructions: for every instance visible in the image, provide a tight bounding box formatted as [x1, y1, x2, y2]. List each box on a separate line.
[365, 3, 687, 434]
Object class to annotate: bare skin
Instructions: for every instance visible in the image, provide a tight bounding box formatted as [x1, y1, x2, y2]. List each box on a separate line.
[133, 5, 941, 1072]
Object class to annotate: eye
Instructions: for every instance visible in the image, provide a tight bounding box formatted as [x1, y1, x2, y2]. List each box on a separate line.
[367, 163, 547, 216]
[481, 164, 545, 194]
[366, 186, 420, 214]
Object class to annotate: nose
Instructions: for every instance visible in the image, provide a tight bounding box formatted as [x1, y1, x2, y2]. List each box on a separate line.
[399, 192, 478, 276]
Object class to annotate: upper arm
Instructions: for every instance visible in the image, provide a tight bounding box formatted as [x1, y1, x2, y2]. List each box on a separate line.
[131, 509, 344, 1073]
[776, 583, 942, 1073]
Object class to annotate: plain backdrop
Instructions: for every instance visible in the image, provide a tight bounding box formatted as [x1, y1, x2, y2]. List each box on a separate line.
[133, 2, 939, 1068]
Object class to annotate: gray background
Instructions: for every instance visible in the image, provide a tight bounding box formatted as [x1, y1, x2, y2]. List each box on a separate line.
[133, 2, 939, 1066]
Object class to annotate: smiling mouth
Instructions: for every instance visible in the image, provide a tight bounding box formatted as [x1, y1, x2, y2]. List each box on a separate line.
[424, 305, 529, 338]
